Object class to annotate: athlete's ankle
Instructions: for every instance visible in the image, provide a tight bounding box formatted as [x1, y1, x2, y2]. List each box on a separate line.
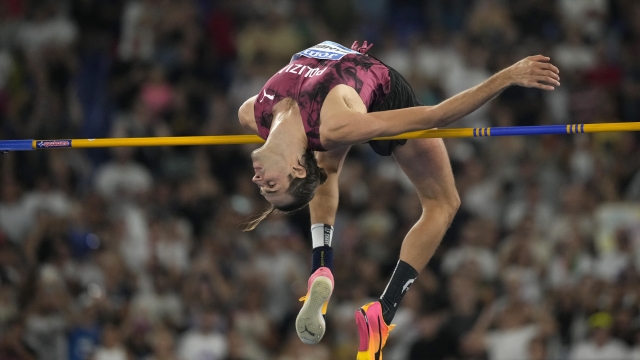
[379, 260, 418, 324]
[379, 299, 394, 325]
[311, 246, 333, 274]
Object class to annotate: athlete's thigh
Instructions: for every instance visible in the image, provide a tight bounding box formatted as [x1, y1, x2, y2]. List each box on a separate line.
[392, 138, 457, 201]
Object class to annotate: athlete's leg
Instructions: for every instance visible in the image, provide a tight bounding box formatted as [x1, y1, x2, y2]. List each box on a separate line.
[392, 138, 460, 272]
[296, 146, 351, 345]
[356, 138, 459, 359]
[377, 137, 459, 322]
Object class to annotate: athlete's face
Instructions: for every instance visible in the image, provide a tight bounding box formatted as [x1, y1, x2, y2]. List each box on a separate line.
[251, 151, 296, 207]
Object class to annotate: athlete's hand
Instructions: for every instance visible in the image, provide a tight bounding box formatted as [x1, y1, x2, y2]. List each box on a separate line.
[502, 55, 560, 91]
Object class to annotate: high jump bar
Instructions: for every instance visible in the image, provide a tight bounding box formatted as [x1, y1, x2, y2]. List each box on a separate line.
[1, 122, 639, 152]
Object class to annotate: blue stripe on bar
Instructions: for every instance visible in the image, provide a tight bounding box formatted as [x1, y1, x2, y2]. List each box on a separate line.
[489, 125, 569, 136]
[0, 140, 33, 151]
[581, 124, 585, 133]
[473, 128, 477, 137]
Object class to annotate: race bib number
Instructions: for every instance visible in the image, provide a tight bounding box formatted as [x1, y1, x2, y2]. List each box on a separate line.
[291, 41, 359, 62]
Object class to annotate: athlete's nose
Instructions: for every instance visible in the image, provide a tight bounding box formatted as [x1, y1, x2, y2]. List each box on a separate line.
[252, 174, 262, 184]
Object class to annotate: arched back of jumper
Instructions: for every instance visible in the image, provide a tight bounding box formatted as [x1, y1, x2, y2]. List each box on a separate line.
[253, 41, 391, 151]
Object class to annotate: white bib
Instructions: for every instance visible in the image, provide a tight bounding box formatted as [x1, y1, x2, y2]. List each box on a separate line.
[291, 41, 359, 62]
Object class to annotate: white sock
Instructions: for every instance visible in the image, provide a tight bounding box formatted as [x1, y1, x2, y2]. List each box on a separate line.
[311, 223, 333, 248]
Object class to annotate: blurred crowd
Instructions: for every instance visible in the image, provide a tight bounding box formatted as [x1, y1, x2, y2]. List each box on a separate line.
[1, 0, 640, 359]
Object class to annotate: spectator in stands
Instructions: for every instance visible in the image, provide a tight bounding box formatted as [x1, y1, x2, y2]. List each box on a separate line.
[462, 284, 557, 360]
[570, 312, 631, 360]
[93, 323, 127, 360]
[178, 307, 228, 360]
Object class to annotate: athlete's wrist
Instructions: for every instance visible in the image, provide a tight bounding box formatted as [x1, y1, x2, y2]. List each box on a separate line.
[492, 70, 513, 89]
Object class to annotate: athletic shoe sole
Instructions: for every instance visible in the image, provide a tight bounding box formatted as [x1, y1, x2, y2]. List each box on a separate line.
[295, 276, 333, 344]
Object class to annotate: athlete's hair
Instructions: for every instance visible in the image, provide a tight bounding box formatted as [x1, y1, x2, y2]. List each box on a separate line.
[244, 150, 328, 231]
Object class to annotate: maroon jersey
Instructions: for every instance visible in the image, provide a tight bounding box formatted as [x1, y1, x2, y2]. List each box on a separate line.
[253, 41, 391, 151]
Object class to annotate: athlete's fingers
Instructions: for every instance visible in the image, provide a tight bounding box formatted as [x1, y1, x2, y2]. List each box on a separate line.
[537, 62, 560, 74]
[533, 75, 560, 87]
[508, 56, 561, 89]
[531, 77, 558, 90]
[527, 55, 550, 62]
[534, 69, 560, 81]
[522, 78, 550, 90]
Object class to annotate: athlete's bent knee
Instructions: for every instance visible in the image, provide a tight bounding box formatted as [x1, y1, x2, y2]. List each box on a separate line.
[443, 190, 460, 224]
[421, 188, 460, 225]
[448, 190, 461, 214]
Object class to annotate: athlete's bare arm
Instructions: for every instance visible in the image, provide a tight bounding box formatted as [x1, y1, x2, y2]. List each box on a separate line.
[238, 95, 258, 133]
[319, 56, 560, 149]
[308, 146, 351, 225]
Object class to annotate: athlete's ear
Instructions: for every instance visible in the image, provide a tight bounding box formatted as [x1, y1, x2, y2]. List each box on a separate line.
[292, 163, 307, 179]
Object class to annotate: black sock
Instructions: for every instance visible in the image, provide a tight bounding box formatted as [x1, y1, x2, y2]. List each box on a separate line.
[379, 260, 418, 324]
[311, 246, 333, 274]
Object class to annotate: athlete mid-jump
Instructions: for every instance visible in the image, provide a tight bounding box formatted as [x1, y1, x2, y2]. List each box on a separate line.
[238, 40, 560, 359]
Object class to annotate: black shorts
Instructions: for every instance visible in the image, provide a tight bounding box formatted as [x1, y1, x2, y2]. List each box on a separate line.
[368, 63, 423, 156]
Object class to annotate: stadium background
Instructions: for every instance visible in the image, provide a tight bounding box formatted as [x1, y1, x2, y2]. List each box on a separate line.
[1, 0, 640, 359]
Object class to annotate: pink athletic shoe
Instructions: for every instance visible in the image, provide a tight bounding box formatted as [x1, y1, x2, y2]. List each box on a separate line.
[355, 301, 395, 360]
[296, 267, 334, 344]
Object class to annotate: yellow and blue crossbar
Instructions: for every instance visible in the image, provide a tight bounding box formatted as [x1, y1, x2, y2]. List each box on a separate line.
[1, 122, 639, 152]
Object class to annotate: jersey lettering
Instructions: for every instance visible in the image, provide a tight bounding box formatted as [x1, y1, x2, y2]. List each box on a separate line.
[278, 63, 327, 78]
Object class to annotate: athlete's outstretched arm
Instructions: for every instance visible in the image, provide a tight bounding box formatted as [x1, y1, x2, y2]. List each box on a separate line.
[309, 146, 351, 225]
[238, 95, 258, 133]
[321, 56, 560, 149]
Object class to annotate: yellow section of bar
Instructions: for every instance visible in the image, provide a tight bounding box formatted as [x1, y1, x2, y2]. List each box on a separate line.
[583, 122, 640, 133]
